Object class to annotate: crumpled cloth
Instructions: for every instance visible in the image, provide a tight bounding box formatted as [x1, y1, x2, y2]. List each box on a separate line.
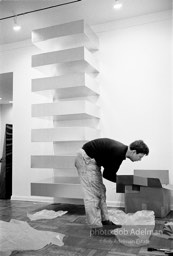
[108, 209, 155, 247]
[27, 209, 68, 221]
[0, 219, 65, 255]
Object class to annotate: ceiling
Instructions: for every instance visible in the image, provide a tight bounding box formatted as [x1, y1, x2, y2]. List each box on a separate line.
[0, 0, 172, 45]
[0, 0, 172, 104]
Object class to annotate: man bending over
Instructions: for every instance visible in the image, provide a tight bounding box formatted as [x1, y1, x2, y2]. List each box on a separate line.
[74, 138, 149, 236]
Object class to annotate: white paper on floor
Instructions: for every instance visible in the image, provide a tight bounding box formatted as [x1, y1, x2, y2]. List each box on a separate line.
[108, 209, 155, 247]
[0, 219, 65, 255]
[27, 209, 68, 221]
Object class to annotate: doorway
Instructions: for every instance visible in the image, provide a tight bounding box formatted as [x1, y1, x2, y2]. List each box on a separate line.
[0, 72, 13, 199]
[0, 124, 13, 199]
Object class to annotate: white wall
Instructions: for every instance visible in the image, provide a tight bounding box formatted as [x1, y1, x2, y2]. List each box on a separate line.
[0, 104, 13, 157]
[0, 42, 54, 201]
[94, 11, 172, 205]
[0, 11, 172, 206]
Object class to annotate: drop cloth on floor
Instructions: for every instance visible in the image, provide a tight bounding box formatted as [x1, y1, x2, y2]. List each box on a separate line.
[27, 209, 68, 221]
[0, 219, 65, 255]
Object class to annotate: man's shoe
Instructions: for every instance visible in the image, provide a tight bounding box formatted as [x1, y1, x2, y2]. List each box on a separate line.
[102, 220, 122, 229]
[90, 227, 115, 237]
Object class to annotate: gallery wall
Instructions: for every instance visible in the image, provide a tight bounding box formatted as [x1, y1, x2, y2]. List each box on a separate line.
[94, 11, 172, 205]
[0, 10, 172, 206]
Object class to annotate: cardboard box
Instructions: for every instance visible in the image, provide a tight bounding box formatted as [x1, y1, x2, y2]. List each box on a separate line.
[116, 170, 171, 218]
[125, 186, 170, 218]
[134, 169, 169, 184]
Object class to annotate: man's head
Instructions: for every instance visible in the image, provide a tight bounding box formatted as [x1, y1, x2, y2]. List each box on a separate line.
[126, 140, 149, 162]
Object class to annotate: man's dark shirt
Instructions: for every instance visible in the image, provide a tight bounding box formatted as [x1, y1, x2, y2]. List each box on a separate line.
[82, 138, 128, 182]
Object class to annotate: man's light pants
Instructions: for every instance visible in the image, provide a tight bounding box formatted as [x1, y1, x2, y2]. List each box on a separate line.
[75, 149, 109, 228]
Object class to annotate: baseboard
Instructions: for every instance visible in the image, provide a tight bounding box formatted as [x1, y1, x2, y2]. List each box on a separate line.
[11, 195, 83, 205]
[11, 195, 55, 203]
[11, 196, 124, 208]
[11, 195, 124, 207]
[11, 196, 173, 211]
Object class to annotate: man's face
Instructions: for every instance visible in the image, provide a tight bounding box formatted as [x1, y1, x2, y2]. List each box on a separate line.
[130, 151, 145, 162]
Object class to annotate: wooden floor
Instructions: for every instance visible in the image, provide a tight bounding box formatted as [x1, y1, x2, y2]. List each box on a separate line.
[0, 200, 173, 256]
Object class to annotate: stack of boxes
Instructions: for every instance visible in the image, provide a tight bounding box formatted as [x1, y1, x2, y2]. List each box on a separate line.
[116, 170, 171, 217]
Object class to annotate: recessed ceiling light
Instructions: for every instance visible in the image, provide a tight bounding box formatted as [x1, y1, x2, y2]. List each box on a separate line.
[0, 98, 2, 100]
[13, 24, 21, 31]
[13, 16, 21, 31]
[114, 0, 123, 9]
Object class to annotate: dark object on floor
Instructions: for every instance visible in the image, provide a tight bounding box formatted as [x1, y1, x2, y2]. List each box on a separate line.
[102, 220, 122, 229]
[162, 222, 173, 237]
[148, 247, 173, 255]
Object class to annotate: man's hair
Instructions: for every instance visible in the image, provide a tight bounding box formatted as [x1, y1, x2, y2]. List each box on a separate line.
[129, 140, 149, 155]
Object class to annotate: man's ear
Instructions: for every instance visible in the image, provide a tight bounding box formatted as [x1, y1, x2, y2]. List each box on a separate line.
[131, 150, 137, 155]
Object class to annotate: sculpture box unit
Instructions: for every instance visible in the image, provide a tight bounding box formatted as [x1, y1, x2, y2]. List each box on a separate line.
[116, 170, 172, 218]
